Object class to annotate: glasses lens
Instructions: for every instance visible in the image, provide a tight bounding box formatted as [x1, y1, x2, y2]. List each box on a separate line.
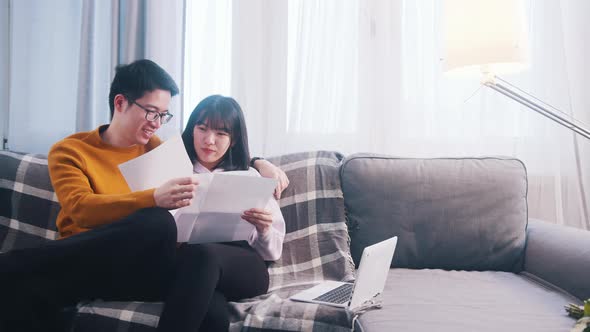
[145, 112, 159, 122]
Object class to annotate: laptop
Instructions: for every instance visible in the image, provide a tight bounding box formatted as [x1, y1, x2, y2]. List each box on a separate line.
[290, 236, 397, 310]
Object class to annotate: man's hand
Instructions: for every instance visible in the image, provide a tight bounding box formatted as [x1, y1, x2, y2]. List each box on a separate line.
[241, 208, 273, 235]
[254, 159, 289, 199]
[154, 177, 198, 209]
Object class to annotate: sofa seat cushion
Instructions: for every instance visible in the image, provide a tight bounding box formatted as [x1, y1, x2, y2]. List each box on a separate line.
[73, 293, 352, 332]
[356, 269, 578, 332]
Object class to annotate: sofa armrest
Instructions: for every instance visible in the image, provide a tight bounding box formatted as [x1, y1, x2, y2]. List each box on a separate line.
[524, 218, 590, 300]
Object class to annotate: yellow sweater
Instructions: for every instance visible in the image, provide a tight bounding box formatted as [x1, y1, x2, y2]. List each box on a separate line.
[48, 125, 161, 238]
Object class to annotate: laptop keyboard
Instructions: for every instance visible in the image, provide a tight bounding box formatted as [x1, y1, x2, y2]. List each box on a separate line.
[313, 283, 354, 304]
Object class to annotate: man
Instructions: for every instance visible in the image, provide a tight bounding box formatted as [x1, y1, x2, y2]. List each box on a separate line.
[0, 59, 288, 332]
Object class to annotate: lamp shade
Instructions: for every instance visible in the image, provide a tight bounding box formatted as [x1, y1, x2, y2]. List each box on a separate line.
[443, 0, 529, 75]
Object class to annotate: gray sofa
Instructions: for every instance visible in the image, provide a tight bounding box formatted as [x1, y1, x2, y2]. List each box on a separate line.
[341, 154, 589, 332]
[1, 150, 588, 332]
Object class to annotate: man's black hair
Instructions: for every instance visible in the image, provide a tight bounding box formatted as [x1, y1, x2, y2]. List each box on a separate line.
[108, 59, 179, 119]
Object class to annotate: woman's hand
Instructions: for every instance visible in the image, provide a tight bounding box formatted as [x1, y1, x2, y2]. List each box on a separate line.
[242, 208, 273, 235]
[154, 176, 199, 209]
[254, 159, 289, 199]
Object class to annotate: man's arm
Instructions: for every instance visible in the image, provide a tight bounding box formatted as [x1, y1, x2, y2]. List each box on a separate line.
[48, 143, 156, 229]
[252, 158, 289, 199]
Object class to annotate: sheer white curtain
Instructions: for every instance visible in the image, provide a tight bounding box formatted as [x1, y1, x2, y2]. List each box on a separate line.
[286, 0, 358, 134]
[183, 0, 589, 229]
[400, 0, 589, 228]
[183, 0, 232, 128]
[184, 0, 402, 155]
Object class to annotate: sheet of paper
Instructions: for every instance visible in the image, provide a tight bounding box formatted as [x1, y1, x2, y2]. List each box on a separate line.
[202, 173, 277, 213]
[173, 173, 212, 242]
[118, 135, 193, 192]
[189, 212, 256, 243]
[181, 172, 278, 244]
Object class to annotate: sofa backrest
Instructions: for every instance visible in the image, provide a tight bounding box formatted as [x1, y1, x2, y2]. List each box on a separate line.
[341, 154, 528, 272]
[0, 149, 356, 288]
[0, 151, 59, 253]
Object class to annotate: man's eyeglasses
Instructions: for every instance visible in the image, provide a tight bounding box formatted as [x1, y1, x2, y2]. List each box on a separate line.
[126, 96, 173, 125]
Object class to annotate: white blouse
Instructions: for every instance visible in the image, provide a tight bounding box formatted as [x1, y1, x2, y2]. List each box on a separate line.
[193, 162, 285, 261]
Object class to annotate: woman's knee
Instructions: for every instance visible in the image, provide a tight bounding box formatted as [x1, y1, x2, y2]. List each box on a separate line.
[254, 267, 270, 296]
[237, 267, 268, 300]
[215, 246, 269, 300]
[200, 291, 229, 332]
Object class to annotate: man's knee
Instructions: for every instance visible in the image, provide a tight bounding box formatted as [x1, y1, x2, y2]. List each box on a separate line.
[133, 208, 177, 242]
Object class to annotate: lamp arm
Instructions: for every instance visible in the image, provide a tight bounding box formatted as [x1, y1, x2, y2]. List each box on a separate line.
[483, 78, 590, 141]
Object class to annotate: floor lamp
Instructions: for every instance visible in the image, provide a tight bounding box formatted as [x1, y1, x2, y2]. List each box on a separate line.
[443, 0, 590, 141]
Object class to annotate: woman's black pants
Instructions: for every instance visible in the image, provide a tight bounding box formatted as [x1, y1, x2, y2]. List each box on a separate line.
[0, 207, 269, 332]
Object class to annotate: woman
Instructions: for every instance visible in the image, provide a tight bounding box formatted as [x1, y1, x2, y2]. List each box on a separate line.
[160, 95, 285, 331]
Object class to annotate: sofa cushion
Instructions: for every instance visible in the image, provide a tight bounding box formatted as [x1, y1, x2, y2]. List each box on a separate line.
[356, 269, 578, 332]
[341, 154, 528, 272]
[0, 151, 59, 253]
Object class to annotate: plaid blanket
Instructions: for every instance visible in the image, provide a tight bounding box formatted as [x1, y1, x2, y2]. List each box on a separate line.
[0, 150, 357, 331]
[0, 151, 59, 252]
[228, 151, 356, 331]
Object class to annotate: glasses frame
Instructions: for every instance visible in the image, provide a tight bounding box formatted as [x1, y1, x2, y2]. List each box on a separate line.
[125, 95, 174, 124]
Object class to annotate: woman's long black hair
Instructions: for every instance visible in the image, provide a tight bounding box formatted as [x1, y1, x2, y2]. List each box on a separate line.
[181, 95, 251, 171]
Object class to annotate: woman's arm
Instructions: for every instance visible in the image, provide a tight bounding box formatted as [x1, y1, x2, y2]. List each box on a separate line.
[244, 199, 286, 261]
[251, 158, 290, 199]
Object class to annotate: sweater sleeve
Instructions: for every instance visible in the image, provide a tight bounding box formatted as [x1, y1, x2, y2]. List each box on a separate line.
[248, 198, 286, 261]
[48, 143, 156, 229]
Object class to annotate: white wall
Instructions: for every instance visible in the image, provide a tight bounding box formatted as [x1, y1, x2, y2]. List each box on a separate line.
[0, 0, 8, 150]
